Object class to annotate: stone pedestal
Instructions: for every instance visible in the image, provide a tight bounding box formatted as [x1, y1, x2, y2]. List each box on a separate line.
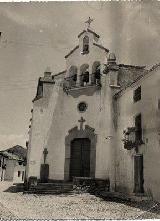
[40, 164, 49, 183]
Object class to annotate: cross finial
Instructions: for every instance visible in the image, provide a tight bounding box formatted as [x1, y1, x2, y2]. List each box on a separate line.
[78, 117, 86, 130]
[85, 17, 94, 29]
[43, 148, 48, 164]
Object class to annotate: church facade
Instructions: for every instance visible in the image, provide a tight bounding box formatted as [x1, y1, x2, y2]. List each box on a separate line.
[26, 26, 160, 201]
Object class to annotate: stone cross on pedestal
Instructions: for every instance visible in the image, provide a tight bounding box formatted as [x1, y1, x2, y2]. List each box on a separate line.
[78, 117, 86, 130]
[43, 148, 48, 164]
[85, 17, 94, 29]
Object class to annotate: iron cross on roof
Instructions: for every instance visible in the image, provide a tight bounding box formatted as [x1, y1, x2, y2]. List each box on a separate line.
[78, 117, 86, 130]
[85, 17, 94, 29]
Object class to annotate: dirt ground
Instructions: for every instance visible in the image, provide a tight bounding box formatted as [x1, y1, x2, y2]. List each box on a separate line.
[0, 182, 159, 219]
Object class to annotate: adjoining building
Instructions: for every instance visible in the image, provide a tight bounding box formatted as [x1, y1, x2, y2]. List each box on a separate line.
[0, 145, 27, 182]
[26, 24, 160, 201]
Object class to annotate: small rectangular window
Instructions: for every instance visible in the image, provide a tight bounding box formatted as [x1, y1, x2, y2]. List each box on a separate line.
[134, 86, 141, 102]
[135, 114, 142, 141]
[18, 171, 21, 177]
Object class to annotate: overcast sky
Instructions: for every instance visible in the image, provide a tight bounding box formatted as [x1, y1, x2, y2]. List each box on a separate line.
[0, 1, 159, 149]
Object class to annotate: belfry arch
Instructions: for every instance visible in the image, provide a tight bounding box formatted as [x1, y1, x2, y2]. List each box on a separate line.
[68, 66, 78, 86]
[80, 64, 89, 86]
[83, 35, 89, 54]
[92, 61, 101, 84]
[64, 125, 97, 181]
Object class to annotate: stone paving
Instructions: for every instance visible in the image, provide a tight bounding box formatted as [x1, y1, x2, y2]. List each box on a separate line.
[0, 182, 159, 219]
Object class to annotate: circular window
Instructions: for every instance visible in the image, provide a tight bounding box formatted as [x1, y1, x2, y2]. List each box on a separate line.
[78, 102, 87, 112]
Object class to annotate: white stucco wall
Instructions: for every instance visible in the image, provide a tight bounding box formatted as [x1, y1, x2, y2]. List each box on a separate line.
[4, 159, 15, 181]
[27, 83, 61, 179]
[27, 30, 114, 182]
[115, 68, 160, 199]
[13, 162, 25, 183]
[27, 70, 117, 184]
[26, 27, 160, 202]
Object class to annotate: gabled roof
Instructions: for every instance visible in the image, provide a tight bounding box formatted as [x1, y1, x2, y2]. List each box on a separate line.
[149, 62, 160, 72]
[114, 65, 148, 99]
[78, 29, 100, 38]
[65, 42, 109, 59]
[119, 64, 146, 69]
[65, 45, 79, 59]
[0, 151, 20, 160]
[93, 43, 109, 53]
[5, 145, 27, 160]
[65, 29, 107, 59]
[0, 145, 27, 161]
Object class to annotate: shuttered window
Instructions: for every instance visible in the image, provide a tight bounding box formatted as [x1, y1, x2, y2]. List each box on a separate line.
[135, 114, 142, 141]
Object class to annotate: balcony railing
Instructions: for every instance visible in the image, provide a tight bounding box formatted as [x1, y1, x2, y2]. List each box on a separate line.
[122, 127, 144, 150]
[63, 73, 101, 92]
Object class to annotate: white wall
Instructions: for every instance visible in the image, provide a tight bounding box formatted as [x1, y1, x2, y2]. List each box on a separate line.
[65, 31, 107, 79]
[27, 72, 116, 183]
[115, 68, 160, 199]
[27, 31, 113, 181]
[13, 162, 25, 183]
[4, 159, 15, 181]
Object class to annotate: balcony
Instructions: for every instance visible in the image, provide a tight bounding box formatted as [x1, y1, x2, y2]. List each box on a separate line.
[63, 73, 101, 97]
[122, 127, 144, 151]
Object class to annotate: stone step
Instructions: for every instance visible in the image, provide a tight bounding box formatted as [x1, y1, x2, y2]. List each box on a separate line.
[23, 189, 72, 195]
[38, 182, 72, 186]
[26, 182, 73, 194]
[37, 183, 73, 187]
[33, 183, 73, 191]
[36, 185, 73, 188]
[31, 187, 72, 192]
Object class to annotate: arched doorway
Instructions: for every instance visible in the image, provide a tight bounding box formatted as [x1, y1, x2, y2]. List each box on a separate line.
[70, 138, 91, 180]
[64, 125, 97, 181]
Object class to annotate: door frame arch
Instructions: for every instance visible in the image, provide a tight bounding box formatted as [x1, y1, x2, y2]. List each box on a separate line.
[64, 125, 97, 181]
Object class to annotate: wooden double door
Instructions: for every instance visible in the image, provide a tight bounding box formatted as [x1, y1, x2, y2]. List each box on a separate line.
[70, 138, 91, 180]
